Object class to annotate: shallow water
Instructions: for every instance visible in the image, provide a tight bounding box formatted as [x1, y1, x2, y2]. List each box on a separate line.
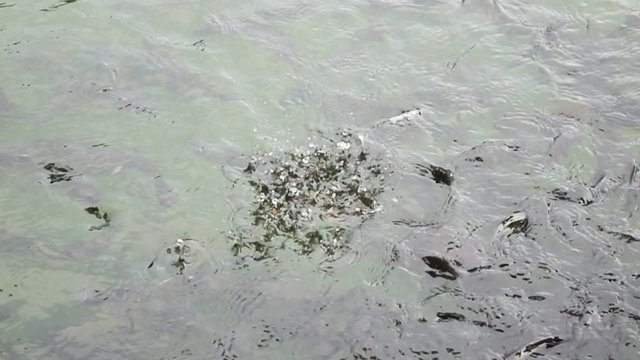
[1, 1, 639, 359]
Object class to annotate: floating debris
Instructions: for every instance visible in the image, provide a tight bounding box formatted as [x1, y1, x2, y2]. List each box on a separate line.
[497, 211, 529, 237]
[147, 238, 193, 275]
[505, 336, 563, 359]
[41, 0, 79, 11]
[596, 225, 639, 243]
[422, 255, 460, 280]
[44, 162, 74, 183]
[167, 238, 190, 274]
[147, 237, 196, 275]
[416, 163, 454, 186]
[551, 187, 594, 206]
[229, 130, 388, 258]
[85, 206, 110, 231]
[436, 312, 466, 322]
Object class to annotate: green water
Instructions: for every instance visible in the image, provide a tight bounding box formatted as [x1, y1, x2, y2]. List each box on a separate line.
[1, 1, 639, 359]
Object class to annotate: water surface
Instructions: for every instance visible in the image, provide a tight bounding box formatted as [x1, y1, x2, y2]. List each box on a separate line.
[1, 1, 639, 359]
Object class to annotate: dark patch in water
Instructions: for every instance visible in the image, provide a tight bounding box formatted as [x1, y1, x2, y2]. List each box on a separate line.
[500, 212, 529, 235]
[551, 188, 594, 205]
[85, 206, 110, 231]
[436, 312, 466, 322]
[116, 100, 158, 118]
[2, 41, 21, 54]
[44, 162, 74, 183]
[466, 264, 493, 273]
[392, 219, 439, 228]
[629, 162, 638, 184]
[597, 225, 639, 243]
[505, 336, 563, 359]
[147, 238, 195, 274]
[167, 240, 189, 274]
[400, 108, 421, 115]
[416, 163, 454, 186]
[243, 161, 255, 174]
[41, 0, 78, 11]
[192, 39, 206, 51]
[422, 255, 460, 280]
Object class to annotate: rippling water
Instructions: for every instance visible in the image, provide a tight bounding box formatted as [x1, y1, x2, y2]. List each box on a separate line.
[1, 1, 639, 359]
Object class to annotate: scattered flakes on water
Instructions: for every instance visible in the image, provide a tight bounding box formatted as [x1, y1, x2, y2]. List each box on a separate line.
[229, 129, 389, 258]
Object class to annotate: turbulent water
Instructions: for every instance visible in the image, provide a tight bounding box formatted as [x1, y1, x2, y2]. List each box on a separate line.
[1, 1, 639, 359]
